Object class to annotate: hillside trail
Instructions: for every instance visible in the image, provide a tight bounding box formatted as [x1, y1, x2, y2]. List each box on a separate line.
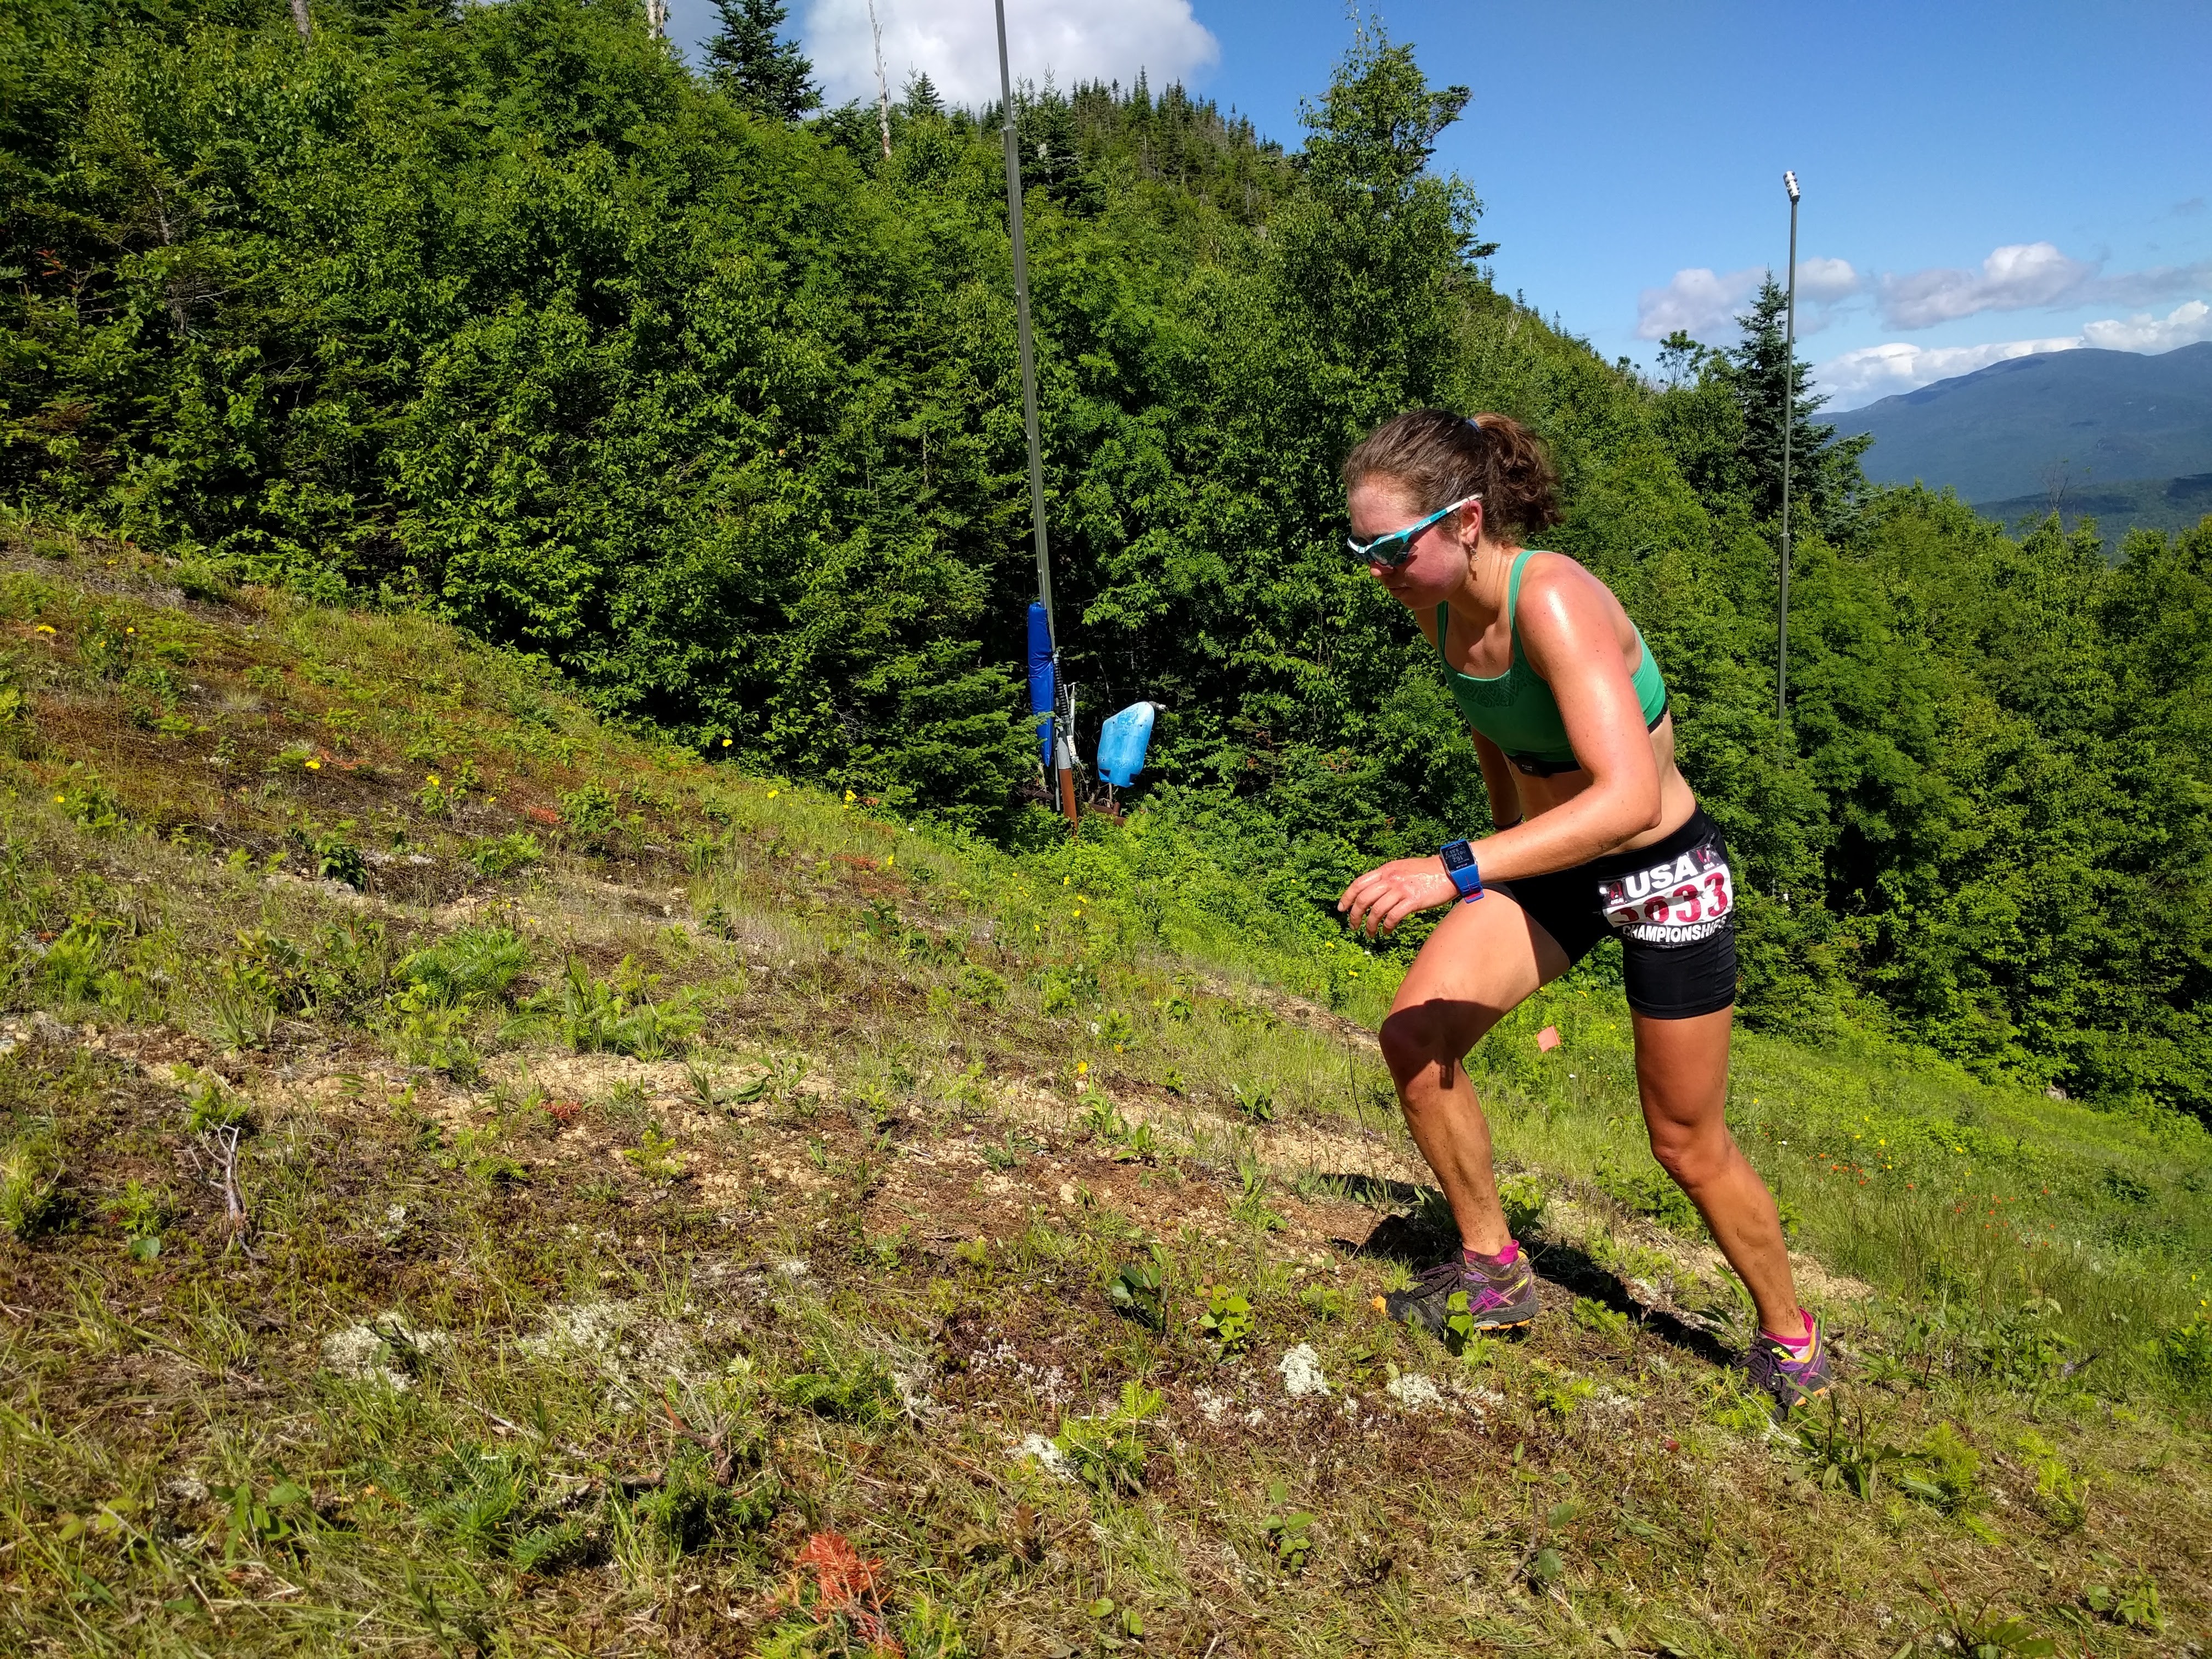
[7, 539, 2198, 1657]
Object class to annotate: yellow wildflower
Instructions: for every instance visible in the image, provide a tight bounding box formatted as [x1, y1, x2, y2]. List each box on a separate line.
[305, 760, 321, 770]
[1076, 1062, 1088, 1075]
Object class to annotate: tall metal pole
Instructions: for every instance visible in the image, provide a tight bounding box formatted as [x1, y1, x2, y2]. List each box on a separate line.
[1777, 171, 1799, 723]
[995, 0, 1077, 827]
[995, 0, 1055, 643]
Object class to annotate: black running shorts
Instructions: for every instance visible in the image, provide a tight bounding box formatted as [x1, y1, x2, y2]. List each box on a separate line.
[1488, 808, 1739, 1020]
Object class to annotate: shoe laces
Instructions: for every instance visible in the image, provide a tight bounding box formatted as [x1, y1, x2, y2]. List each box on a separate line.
[1412, 1257, 1469, 1296]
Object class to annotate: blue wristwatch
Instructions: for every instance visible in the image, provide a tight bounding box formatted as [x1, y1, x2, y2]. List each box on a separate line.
[1439, 838, 1483, 902]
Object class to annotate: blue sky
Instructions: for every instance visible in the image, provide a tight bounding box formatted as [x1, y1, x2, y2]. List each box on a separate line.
[666, 0, 2212, 409]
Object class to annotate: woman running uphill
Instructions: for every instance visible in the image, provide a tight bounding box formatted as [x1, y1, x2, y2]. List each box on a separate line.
[1335, 410, 1830, 1410]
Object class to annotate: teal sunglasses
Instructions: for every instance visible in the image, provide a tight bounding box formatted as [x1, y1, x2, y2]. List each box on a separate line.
[1346, 493, 1482, 567]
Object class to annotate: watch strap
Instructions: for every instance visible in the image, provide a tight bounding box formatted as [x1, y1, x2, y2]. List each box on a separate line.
[1440, 839, 1483, 902]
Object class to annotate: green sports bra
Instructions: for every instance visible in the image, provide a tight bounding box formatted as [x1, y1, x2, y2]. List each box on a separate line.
[1435, 548, 1669, 776]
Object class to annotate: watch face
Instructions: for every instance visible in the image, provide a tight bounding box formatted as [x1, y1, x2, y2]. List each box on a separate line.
[1441, 840, 1475, 871]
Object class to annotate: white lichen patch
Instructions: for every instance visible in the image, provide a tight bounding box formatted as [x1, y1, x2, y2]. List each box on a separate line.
[320, 1313, 450, 1390]
[1385, 1371, 1447, 1412]
[890, 1364, 936, 1419]
[517, 1300, 697, 1396]
[1007, 1433, 1071, 1480]
[1193, 1389, 1229, 1425]
[1278, 1343, 1330, 1397]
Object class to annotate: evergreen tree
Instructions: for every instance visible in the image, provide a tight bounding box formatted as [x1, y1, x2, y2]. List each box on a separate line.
[704, 0, 819, 121]
[901, 70, 941, 119]
[1726, 277, 1868, 527]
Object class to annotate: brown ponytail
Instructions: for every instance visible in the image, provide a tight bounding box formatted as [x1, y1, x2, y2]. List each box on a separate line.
[1341, 409, 1562, 542]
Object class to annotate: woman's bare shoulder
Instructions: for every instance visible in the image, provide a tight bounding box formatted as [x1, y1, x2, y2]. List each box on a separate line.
[1515, 550, 1617, 621]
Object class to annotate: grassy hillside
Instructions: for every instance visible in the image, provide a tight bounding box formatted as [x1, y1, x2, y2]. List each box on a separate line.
[1, 534, 2208, 1655]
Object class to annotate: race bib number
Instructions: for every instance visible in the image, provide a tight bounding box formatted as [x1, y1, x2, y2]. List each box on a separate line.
[1596, 831, 1734, 946]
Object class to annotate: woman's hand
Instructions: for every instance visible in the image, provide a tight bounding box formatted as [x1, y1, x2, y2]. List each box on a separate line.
[1337, 856, 1457, 938]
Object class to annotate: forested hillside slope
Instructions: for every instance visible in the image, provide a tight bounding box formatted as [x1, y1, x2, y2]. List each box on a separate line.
[5, 0, 2212, 1119]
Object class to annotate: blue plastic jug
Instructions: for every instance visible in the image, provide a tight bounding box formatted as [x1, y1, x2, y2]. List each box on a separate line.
[1096, 702, 1161, 787]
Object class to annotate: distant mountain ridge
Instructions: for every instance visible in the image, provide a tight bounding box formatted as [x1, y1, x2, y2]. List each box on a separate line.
[1976, 472, 2212, 552]
[1831, 341, 2212, 505]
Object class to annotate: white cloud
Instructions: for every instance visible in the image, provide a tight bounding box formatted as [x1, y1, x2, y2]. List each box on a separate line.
[1637, 258, 1859, 341]
[1635, 266, 1763, 341]
[1877, 241, 2094, 329]
[1794, 256, 1861, 303]
[2091, 259, 2212, 308]
[1815, 300, 2212, 407]
[2080, 298, 2212, 352]
[801, 0, 1218, 109]
[1816, 336, 2081, 404]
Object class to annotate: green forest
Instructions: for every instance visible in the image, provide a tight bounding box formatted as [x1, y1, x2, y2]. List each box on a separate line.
[4, 0, 2211, 1121]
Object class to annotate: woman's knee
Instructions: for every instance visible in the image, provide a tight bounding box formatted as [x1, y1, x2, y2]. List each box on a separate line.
[1379, 1003, 1477, 1092]
[1649, 1128, 1732, 1192]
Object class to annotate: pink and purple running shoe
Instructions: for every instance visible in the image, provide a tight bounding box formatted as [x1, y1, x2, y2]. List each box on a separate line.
[1385, 1242, 1542, 1338]
[1745, 1310, 1834, 1410]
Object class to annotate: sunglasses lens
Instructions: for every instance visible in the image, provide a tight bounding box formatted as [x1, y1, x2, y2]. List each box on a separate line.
[1351, 532, 1407, 565]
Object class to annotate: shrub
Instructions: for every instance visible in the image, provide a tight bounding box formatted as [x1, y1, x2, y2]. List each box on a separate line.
[1199, 1285, 1255, 1355]
[52, 771, 128, 835]
[416, 760, 477, 818]
[396, 925, 531, 1008]
[1971, 1299, 2076, 1392]
[388, 986, 482, 1081]
[1498, 1172, 1546, 1235]
[2152, 1316, 2212, 1393]
[222, 928, 312, 1013]
[1052, 1383, 1160, 1493]
[525, 956, 703, 1059]
[0, 1130, 67, 1240]
[34, 911, 122, 1002]
[1593, 1160, 1705, 1237]
[467, 832, 542, 878]
[558, 782, 618, 840]
[779, 1357, 899, 1425]
[1107, 1255, 1166, 1330]
[1230, 1082, 1277, 1123]
[1262, 1483, 1314, 1573]
[2083, 1572, 2165, 1632]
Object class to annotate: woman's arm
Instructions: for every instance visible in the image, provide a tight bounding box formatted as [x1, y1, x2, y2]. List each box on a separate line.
[1466, 559, 1661, 881]
[1339, 558, 1659, 935]
[1472, 731, 1523, 831]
